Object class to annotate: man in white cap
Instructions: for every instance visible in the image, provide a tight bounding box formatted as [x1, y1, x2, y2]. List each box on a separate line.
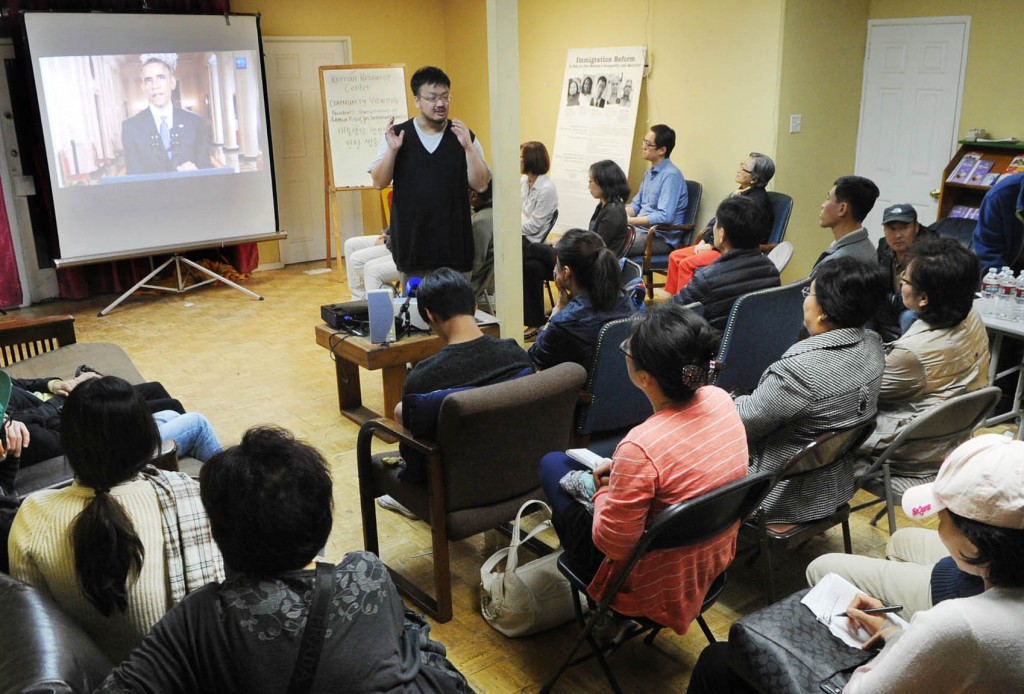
[839, 434, 1024, 691]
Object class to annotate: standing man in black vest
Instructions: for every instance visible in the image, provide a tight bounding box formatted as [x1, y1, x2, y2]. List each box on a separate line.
[370, 66, 490, 282]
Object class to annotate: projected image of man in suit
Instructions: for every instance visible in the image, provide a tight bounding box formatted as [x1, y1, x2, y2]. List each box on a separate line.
[121, 54, 213, 175]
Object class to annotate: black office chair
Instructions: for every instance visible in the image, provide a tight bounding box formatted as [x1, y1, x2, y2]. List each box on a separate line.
[765, 191, 794, 245]
[541, 469, 775, 694]
[542, 209, 562, 305]
[573, 317, 651, 456]
[714, 279, 810, 395]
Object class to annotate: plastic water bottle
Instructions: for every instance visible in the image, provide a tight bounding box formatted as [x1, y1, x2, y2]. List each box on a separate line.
[981, 268, 999, 316]
[1015, 275, 1024, 322]
[998, 267, 1017, 319]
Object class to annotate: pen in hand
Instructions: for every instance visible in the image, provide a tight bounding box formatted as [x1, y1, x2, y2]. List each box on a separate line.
[835, 605, 903, 617]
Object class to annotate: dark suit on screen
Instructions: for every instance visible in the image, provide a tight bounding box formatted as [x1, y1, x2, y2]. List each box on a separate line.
[122, 106, 213, 175]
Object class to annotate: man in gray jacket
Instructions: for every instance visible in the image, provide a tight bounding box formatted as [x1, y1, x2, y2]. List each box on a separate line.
[812, 175, 880, 271]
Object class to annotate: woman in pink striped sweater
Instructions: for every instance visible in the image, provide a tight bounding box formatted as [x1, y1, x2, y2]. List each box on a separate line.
[539, 303, 749, 634]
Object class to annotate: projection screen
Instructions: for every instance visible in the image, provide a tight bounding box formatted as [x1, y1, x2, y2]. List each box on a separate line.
[23, 12, 281, 266]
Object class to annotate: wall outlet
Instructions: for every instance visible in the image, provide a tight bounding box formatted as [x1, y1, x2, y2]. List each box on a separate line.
[789, 114, 802, 134]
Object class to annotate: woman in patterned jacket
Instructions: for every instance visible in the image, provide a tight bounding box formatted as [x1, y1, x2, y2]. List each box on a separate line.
[734, 257, 887, 524]
[98, 426, 469, 693]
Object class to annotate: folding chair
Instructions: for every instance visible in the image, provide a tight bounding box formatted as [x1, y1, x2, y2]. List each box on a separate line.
[739, 422, 875, 602]
[541, 469, 775, 693]
[852, 386, 1001, 533]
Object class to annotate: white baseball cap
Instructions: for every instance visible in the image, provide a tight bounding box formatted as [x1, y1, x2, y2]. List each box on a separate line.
[902, 434, 1024, 530]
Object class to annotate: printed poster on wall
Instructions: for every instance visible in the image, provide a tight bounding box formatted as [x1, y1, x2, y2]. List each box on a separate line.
[549, 46, 646, 236]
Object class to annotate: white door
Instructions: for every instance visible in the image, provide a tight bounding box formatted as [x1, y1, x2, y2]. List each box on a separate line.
[855, 17, 970, 236]
[263, 38, 362, 264]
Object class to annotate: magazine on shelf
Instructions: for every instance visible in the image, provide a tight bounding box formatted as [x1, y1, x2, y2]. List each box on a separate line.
[999, 156, 1024, 182]
[968, 159, 996, 185]
[947, 152, 982, 183]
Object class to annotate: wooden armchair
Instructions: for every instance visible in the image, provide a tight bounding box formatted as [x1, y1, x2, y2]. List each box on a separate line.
[629, 179, 702, 299]
[356, 362, 587, 621]
[0, 315, 77, 367]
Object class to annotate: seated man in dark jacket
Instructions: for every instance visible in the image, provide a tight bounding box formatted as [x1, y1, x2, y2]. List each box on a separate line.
[872, 203, 936, 341]
[381, 268, 533, 503]
[674, 195, 780, 329]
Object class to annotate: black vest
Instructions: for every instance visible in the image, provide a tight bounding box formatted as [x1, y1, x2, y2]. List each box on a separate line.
[390, 119, 474, 272]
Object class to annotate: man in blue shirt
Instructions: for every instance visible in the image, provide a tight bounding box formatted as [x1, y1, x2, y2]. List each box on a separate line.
[973, 171, 1024, 273]
[626, 123, 688, 255]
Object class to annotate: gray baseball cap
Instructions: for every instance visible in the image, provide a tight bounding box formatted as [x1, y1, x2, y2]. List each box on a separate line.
[882, 204, 918, 225]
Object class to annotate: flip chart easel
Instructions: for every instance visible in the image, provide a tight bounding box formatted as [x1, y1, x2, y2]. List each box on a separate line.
[318, 63, 407, 276]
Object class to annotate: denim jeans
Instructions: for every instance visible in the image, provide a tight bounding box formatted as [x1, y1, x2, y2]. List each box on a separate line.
[153, 411, 222, 463]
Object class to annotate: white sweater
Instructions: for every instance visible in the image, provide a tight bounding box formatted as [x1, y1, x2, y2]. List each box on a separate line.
[845, 586, 1024, 693]
[8, 479, 173, 664]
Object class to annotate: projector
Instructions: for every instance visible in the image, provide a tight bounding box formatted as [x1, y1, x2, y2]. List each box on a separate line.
[321, 300, 369, 332]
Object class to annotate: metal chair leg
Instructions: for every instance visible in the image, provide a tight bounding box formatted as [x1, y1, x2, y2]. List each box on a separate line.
[541, 606, 622, 694]
[696, 615, 716, 644]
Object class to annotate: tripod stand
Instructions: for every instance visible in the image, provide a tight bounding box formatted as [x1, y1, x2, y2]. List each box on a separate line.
[98, 253, 263, 316]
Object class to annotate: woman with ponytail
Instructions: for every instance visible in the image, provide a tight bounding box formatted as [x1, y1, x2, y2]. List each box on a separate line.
[528, 228, 633, 369]
[538, 304, 749, 634]
[8, 376, 222, 663]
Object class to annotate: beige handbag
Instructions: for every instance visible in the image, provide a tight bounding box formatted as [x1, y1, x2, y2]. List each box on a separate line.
[480, 499, 578, 637]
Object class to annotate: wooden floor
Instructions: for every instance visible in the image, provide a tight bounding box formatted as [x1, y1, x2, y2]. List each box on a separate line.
[9, 261, 946, 693]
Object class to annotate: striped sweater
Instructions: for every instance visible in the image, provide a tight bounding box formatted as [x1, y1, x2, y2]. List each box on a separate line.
[590, 386, 748, 634]
[9, 479, 176, 663]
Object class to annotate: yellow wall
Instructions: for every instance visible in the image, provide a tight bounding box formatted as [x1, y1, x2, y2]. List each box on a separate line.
[239, 0, 1020, 277]
[773, 0, 870, 281]
[443, 0, 491, 157]
[517, 0, 785, 229]
[868, 0, 1024, 141]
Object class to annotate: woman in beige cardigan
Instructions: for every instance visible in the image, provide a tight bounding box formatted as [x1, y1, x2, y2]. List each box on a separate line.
[8, 377, 222, 663]
[858, 236, 990, 473]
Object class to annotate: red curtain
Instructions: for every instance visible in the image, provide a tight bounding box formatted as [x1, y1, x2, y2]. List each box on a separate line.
[0, 174, 25, 309]
[7, 0, 261, 301]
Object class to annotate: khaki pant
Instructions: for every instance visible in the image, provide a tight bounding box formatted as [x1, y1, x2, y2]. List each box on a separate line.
[805, 527, 949, 619]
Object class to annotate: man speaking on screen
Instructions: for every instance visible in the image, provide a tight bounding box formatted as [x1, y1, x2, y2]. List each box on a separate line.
[121, 53, 213, 175]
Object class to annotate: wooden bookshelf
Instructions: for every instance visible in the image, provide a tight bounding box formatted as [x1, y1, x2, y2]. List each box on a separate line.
[938, 141, 1024, 219]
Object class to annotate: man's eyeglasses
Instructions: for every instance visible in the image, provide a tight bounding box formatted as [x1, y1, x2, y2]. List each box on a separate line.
[739, 167, 756, 175]
[417, 93, 452, 104]
[640, 139, 656, 149]
[618, 338, 632, 358]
